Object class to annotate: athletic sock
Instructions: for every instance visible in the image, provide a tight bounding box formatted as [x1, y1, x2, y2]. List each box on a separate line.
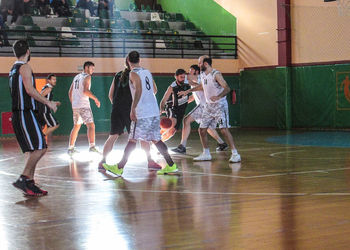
[203, 148, 210, 155]
[118, 141, 137, 168]
[232, 149, 238, 155]
[181, 140, 187, 147]
[68, 145, 74, 150]
[89, 143, 95, 148]
[155, 141, 174, 166]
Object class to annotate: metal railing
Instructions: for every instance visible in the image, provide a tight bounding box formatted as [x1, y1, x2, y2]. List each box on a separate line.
[0, 29, 237, 59]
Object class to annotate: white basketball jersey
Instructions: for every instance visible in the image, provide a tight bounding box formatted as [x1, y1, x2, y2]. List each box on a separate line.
[200, 69, 226, 104]
[185, 75, 206, 106]
[71, 72, 90, 109]
[129, 67, 159, 119]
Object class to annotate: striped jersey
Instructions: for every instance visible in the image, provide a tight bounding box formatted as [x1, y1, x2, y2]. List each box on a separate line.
[9, 61, 38, 111]
[169, 80, 191, 107]
[41, 83, 54, 114]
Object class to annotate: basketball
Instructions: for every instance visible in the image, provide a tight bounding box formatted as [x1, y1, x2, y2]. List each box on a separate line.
[160, 117, 172, 129]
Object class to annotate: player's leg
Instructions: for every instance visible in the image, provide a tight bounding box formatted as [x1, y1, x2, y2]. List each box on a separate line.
[98, 134, 119, 170]
[12, 111, 48, 196]
[99, 111, 125, 169]
[194, 105, 213, 161]
[43, 113, 59, 136]
[81, 108, 99, 152]
[86, 122, 97, 151]
[172, 114, 195, 153]
[68, 124, 81, 154]
[217, 101, 240, 163]
[140, 141, 161, 170]
[207, 128, 228, 151]
[102, 118, 140, 176]
[155, 139, 178, 175]
[24, 149, 47, 179]
[68, 109, 82, 155]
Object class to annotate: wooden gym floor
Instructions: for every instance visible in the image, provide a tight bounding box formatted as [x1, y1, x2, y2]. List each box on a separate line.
[1, 129, 350, 249]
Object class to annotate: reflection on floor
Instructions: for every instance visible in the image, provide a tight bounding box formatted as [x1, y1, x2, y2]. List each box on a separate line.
[1, 129, 350, 249]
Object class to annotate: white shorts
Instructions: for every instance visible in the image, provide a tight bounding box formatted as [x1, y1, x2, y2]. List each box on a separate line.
[199, 101, 230, 129]
[129, 116, 161, 141]
[187, 104, 203, 124]
[73, 108, 94, 125]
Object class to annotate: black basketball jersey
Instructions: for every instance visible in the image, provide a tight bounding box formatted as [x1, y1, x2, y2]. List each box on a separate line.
[112, 71, 132, 112]
[169, 81, 191, 107]
[40, 83, 53, 113]
[9, 61, 38, 111]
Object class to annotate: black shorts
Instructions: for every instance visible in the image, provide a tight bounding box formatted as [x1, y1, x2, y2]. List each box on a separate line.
[12, 110, 47, 153]
[110, 109, 131, 135]
[36, 113, 59, 128]
[165, 104, 187, 130]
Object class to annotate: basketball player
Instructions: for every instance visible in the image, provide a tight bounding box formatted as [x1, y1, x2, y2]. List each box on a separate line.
[159, 68, 191, 141]
[37, 74, 60, 136]
[68, 61, 100, 155]
[172, 64, 228, 154]
[179, 56, 240, 163]
[10, 40, 59, 196]
[98, 57, 161, 171]
[103, 51, 178, 176]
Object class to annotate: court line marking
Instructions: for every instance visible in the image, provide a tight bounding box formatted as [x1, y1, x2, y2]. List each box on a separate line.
[269, 150, 306, 157]
[0, 156, 18, 162]
[269, 149, 350, 160]
[2, 165, 350, 183]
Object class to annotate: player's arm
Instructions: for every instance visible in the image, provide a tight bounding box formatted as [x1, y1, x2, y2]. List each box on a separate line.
[178, 84, 203, 97]
[159, 86, 173, 114]
[153, 80, 157, 94]
[108, 78, 115, 104]
[40, 87, 51, 97]
[20, 64, 58, 112]
[68, 82, 73, 103]
[211, 72, 230, 102]
[129, 71, 142, 121]
[187, 74, 200, 87]
[83, 75, 100, 108]
[188, 94, 195, 103]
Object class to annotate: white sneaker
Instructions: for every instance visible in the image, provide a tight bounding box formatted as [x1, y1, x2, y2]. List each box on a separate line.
[193, 153, 212, 161]
[229, 153, 241, 163]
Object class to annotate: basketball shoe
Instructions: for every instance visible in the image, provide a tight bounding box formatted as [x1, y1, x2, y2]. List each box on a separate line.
[157, 163, 178, 175]
[229, 153, 241, 163]
[13, 176, 48, 196]
[193, 153, 212, 161]
[102, 163, 123, 177]
[171, 144, 186, 154]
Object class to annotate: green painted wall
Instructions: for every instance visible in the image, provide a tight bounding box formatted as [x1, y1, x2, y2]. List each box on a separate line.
[158, 0, 236, 50]
[240, 63, 350, 129]
[292, 64, 350, 128]
[240, 67, 292, 129]
[0, 74, 239, 137]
